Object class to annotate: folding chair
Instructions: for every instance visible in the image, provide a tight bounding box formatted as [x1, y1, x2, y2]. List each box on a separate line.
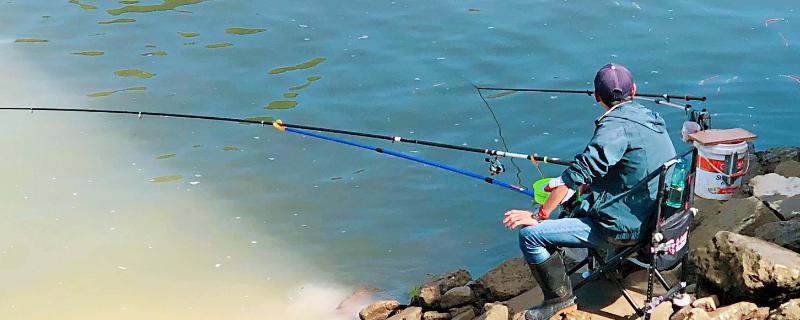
[565, 147, 697, 319]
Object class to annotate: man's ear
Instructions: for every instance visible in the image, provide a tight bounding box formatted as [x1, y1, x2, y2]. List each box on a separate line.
[594, 92, 602, 102]
[631, 83, 637, 97]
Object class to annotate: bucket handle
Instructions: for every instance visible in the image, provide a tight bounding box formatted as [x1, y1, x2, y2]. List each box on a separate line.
[698, 146, 751, 178]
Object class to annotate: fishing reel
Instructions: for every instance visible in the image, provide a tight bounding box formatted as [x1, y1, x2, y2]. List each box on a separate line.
[485, 157, 505, 175]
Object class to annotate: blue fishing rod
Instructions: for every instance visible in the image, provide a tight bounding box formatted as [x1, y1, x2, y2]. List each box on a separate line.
[0, 107, 566, 197]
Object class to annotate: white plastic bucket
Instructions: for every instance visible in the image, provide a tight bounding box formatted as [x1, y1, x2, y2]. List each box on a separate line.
[693, 141, 749, 200]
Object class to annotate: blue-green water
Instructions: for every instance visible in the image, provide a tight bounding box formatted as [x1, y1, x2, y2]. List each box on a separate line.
[1, 0, 798, 318]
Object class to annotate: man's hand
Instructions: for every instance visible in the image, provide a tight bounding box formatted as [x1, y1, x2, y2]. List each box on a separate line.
[503, 209, 538, 229]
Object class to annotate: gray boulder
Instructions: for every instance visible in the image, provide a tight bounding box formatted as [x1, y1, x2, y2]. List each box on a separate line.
[707, 301, 761, 319]
[439, 286, 474, 309]
[360, 300, 401, 320]
[691, 197, 779, 251]
[693, 231, 800, 305]
[748, 173, 800, 221]
[471, 257, 537, 301]
[776, 160, 800, 178]
[754, 221, 800, 253]
[415, 269, 471, 308]
[756, 147, 800, 173]
[769, 298, 800, 320]
[422, 311, 451, 320]
[450, 305, 477, 320]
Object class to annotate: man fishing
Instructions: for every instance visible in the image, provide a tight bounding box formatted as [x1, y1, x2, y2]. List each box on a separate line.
[502, 63, 677, 320]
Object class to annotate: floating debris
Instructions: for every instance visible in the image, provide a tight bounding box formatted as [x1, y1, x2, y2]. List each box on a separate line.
[225, 27, 266, 35]
[353, 169, 366, 174]
[177, 31, 199, 37]
[485, 90, 516, 99]
[205, 42, 233, 48]
[156, 153, 176, 159]
[14, 38, 49, 43]
[192, 144, 202, 148]
[141, 50, 167, 56]
[266, 100, 298, 109]
[183, 42, 196, 45]
[42, 15, 52, 18]
[98, 18, 136, 24]
[87, 86, 145, 97]
[778, 32, 789, 47]
[107, 0, 203, 16]
[71, 51, 104, 56]
[240, 116, 274, 124]
[698, 75, 719, 86]
[283, 92, 298, 98]
[468, 8, 480, 12]
[222, 146, 240, 151]
[114, 69, 156, 78]
[331, 176, 343, 181]
[145, 44, 157, 48]
[307, 75, 322, 81]
[149, 175, 183, 183]
[68, 0, 97, 10]
[780, 75, 800, 84]
[765, 18, 785, 27]
[357, 35, 368, 40]
[268, 57, 326, 75]
[119, 0, 139, 4]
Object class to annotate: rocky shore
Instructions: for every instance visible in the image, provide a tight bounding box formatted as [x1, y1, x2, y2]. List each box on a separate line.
[355, 146, 800, 320]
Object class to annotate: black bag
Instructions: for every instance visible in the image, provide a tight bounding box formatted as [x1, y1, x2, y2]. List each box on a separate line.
[648, 207, 692, 271]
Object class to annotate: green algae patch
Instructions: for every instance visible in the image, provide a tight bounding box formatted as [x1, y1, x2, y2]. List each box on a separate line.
[15, 39, 49, 43]
[114, 69, 156, 78]
[485, 90, 516, 99]
[330, 176, 343, 181]
[205, 42, 232, 49]
[307, 75, 322, 81]
[225, 27, 266, 35]
[69, 0, 97, 10]
[141, 50, 167, 56]
[468, 8, 480, 12]
[119, 0, 139, 4]
[42, 15, 52, 19]
[107, 0, 203, 16]
[177, 31, 198, 37]
[87, 86, 146, 97]
[283, 92, 298, 98]
[269, 57, 326, 75]
[222, 146, 240, 151]
[266, 100, 298, 109]
[71, 51, 104, 56]
[150, 175, 182, 183]
[240, 116, 274, 124]
[98, 18, 136, 24]
[183, 42, 196, 45]
[192, 144, 202, 148]
[156, 153, 176, 159]
[289, 82, 311, 91]
[145, 44, 157, 48]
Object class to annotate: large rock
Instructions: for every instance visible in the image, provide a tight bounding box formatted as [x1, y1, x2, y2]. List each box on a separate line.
[776, 160, 800, 178]
[671, 307, 712, 320]
[693, 231, 800, 305]
[471, 257, 537, 301]
[748, 173, 800, 221]
[422, 311, 451, 320]
[415, 269, 471, 308]
[707, 301, 761, 319]
[769, 298, 800, 320]
[757, 147, 800, 173]
[754, 221, 800, 253]
[690, 198, 725, 251]
[440, 286, 474, 309]
[450, 306, 477, 320]
[360, 300, 402, 320]
[475, 303, 508, 320]
[388, 307, 423, 320]
[690, 197, 779, 253]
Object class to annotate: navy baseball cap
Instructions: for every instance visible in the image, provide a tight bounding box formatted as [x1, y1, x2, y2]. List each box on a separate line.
[594, 63, 634, 105]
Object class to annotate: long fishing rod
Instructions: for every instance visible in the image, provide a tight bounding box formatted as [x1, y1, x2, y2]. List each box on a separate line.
[0, 106, 575, 197]
[475, 86, 707, 102]
[0, 107, 571, 166]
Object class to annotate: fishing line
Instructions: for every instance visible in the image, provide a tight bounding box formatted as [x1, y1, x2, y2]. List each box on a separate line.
[474, 86, 707, 102]
[475, 85, 526, 185]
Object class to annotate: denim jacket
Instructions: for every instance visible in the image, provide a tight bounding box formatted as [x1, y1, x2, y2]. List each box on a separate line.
[560, 101, 676, 240]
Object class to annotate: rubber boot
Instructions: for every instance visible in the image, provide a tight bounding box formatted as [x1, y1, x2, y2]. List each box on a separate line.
[525, 251, 577, 320]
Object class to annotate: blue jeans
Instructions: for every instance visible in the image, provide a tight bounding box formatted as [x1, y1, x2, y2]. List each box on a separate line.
[518, 217, 617, 264]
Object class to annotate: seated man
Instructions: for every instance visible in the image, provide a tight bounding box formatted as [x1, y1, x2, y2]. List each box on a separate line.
[502, 63, 677, 320]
